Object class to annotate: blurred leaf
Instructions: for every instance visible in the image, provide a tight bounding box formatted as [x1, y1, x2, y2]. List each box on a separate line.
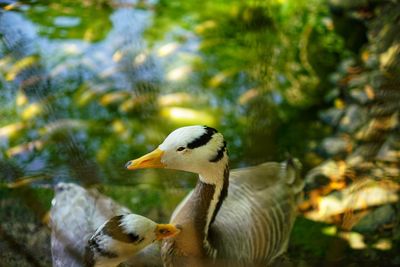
[160, 107, 215, 126]
[6, 56, 39, 81]
[4, 174, 51, 189]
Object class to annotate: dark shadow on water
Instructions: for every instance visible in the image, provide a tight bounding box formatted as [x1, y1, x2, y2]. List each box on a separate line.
[290, 216, 400, 267]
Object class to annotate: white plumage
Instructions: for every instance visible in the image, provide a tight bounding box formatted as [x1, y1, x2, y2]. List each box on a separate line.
[126, 125, 304, 266]
[50, 183, 179, 267]
[50, 183, 130, 267]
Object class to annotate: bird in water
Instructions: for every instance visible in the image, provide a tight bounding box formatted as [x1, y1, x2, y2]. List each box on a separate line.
[50, 183, 180, 267]
[125, 125, 304, 266]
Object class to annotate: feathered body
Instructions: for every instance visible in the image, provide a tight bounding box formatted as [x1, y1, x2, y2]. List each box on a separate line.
[208, 161, 302, 265]
[163, 161, 302, 266]
[126, 126, 304, 266]
[50, 183, 179, 267]
[50, 183, 130, 267]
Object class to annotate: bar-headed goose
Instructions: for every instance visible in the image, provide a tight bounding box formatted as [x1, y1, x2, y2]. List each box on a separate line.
[85, 213, 179, 267]
[50, 183, 180, 267]
[125, 125, 303, 266]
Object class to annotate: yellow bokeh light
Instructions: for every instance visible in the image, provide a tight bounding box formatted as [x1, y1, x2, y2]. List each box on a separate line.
[161, 107, 215, 125]
[112, 50, 123, 62]
[166, 66, 192, 81]
[6, 56, 38, 81]
[22, 102, 43, 120]
[157, 43, 179, 57]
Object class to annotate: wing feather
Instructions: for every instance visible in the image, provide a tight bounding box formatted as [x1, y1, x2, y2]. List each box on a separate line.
[208, 160, 303, 265]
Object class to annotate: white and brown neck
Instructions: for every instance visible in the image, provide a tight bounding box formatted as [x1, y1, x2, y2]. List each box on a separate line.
[163, 159, 229, 262]
[198, 163, 229, 244]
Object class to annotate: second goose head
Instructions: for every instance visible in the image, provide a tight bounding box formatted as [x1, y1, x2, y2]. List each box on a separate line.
[125, 125, 228, 182]
[86, 214, 180, 267]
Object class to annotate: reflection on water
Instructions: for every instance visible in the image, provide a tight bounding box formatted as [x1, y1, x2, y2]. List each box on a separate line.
[1, 1, 335, 185]
[1, 0, 399, 266]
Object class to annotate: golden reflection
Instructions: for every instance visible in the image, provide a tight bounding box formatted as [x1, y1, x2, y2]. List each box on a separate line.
[208, 71, 232, 88]
[112, 50, 123, 62]
[158, 92, 194, 106]
[64, 44, 80, 55]
[238, 88, 259, 105]
[364, 85, 375, 100]
[380, 43, 400, 69]
[338, 231, 366, 250]
[334, 99, 345, 109]
[22, 102, 43, 120]
[3, 2, 21, 11]
[119, 95, 151, 113]
[76, 89, 98, 106]
[133, 52, 147, 66]
[321, 227, 371, 250]
[166, 66, 192, 81]
[160, 107, 214, 125]
[100, 91, 129, 106]
[84, 28, 95, 42]
[0, 122, 25, 139]
[7, 140, 45, 157]
[195, 20, 217, 34]
[321, 226, 336, 236]
[4, 175, 51, 189]
[157, 42, 179, 57]
[361, 50, 370, 62]
[16, 90, 28, 106]
[373, 239, 392, 250]
[112, 119, 126, 135]
[6, 56, 39, 81]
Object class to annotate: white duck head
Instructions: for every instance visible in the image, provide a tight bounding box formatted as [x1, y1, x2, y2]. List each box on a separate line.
[125, 125, 228, 184]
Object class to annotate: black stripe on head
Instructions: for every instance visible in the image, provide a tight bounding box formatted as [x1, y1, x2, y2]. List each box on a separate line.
[127, 233, 140, 243]
[88, 236, 118, 259]
[187, 126, 218, 149]
[103, 215, 143, 244]
[209, 141, 226, 162]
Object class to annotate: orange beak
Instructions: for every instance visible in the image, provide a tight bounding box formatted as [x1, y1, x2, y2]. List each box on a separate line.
[155, 224, 181, 240]
[125, 148, 165, 170]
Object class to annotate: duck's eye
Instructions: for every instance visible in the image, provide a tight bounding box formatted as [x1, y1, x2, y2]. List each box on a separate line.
[176, 147, 186, 152]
